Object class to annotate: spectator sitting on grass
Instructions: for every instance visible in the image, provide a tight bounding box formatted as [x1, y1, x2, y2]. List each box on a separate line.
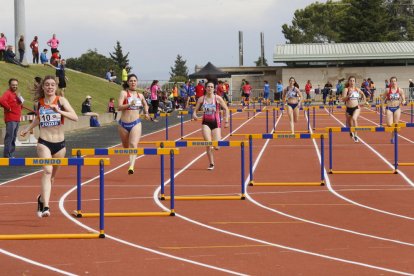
[4, 45, 28, 67]
[81, 95, 99, 117]
[105, 69, 117, 82]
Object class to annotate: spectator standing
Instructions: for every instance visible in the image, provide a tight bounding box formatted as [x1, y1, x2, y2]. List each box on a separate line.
[368, 78, 375, 102]
[336, 79, 344, 105]
[121, 65, 128, 88]
[55, 59, 68, 97]
[275, 80, 283, 102]
[150, 80, 160, 122]
[47, 34, 59, 54]
[29, 36, 39, 64]
[40, 49, 48, 64]
[0, 33, 7, 61]
[409, 79, 414, 101]
[305, 80, 312, 105]
[108, 97, 117, 120]
[0, 79, 24, 158]
[179, 84, 188, 110]
[322, 81, 333, 105]
[263, 80, 270, 105]
[242, 81, 252, 106]
[223, 80, 230, 104]
[195, 80, 205, 101]
[20, 76, 78, 218]
[18, 35, 25, 63]
[172, 82, 179, 109]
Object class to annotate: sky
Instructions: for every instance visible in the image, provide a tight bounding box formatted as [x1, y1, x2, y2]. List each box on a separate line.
[1, 0, 324, 80]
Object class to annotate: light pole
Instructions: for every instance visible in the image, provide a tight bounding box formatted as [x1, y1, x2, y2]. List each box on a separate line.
[14, 0, 27, 64]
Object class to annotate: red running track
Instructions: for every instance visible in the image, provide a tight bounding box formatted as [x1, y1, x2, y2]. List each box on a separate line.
[1, 106, 414, 275]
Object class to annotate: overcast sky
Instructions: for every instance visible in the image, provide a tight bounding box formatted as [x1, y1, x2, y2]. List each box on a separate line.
[1, 0, 323, 80]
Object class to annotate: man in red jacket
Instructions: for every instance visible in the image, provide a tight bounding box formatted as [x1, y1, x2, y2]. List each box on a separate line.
[0, 79, 24, 157]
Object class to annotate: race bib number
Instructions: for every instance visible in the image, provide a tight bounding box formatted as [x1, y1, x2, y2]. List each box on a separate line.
[39, 108, 61, 127]
[128, 97, 143, 110]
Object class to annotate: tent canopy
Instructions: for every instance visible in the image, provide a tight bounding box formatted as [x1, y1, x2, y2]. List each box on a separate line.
[188, 62, 231, 79]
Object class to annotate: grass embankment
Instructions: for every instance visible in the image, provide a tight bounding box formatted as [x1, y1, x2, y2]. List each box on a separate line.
[0, 62, 122, 127]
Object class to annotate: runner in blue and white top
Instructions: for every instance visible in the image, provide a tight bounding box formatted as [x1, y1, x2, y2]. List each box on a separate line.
[282, 77, 303, 134]
[342, 76, 367, 142]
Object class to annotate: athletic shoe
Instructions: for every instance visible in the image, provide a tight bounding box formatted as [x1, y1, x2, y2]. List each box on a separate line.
[353, 136, 359, 143]
[37, 195, 43, 218]
[207, 164, 215, 170]
[41, 207, 50, 217]
[128, 166, 134, 175]
[349, 132, 354, 138]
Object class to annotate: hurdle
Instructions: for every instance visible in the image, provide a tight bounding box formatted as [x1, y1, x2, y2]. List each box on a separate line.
[236, 133, 325, 186]
[177, 110, 190, 139]
[156, 140, 247, 200]
[327, 127, 399, 174]
[389, 122, 414, 166]
[0, 157, 109, 240]
[71, 147, 179, 217]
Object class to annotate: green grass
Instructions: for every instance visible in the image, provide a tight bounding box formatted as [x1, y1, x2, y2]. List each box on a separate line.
[0, 62, 122, 127]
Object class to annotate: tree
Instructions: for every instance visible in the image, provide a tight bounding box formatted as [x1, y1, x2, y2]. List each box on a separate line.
[339, 0, 391, 42]
[282, 1, 346, 43]
[254, 56, 268, 66]
[110, 41, 130, 69]
[169, 54, 188, 82]
[385, 0, 414, 40]
[66, 49, 119, 78]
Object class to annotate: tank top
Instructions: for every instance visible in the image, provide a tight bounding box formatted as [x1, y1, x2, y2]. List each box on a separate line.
[387, 87, 401, 101]
[123, 90, 143, 111]
[347, 89, 360, 100]
[286, 87, 299, 99]
[202, 95, 220, 123]
[37, 96, 64, 128]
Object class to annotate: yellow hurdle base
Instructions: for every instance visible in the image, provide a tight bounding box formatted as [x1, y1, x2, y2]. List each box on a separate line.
[398, 163, 414, 166]
[329, 170, 397, 174]
[0, 233, 103, 240]
[164, 195, 245, 200]
[73, 210, 174, 218]
[182, 137, 204, 140]
[273, 130, 309, 133]
[250, 182, 324, 186]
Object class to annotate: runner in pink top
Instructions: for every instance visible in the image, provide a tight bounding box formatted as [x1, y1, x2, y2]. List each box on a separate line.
[193, 81, 229, 170]
[47, 34, 60, 54]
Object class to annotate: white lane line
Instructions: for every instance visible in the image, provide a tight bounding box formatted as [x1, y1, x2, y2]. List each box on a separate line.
[328, 111, 414, 189]
[0, 248, 77, 276]
[152, 113, 414, 275]
[0, 117, 235, 275]
[56, 113, 255, 276]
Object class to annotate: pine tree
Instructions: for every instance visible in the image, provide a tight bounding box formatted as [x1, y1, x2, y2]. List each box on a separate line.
[110, 41, 130, 69]
[169, 54, 189, 82]
[254, 56, 268, 66]
[339, 0, 391, 42]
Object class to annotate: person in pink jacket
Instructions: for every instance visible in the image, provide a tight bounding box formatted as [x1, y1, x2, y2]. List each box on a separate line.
[47, 34, 60, 54]
[0, 33, 7, 61]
